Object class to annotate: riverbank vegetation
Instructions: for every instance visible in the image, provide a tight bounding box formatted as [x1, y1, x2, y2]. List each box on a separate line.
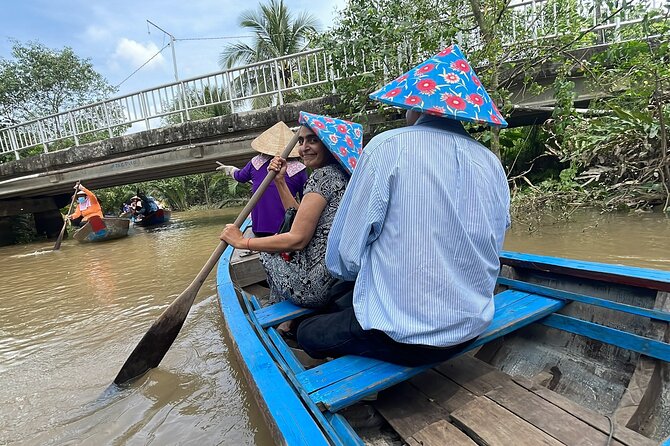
[315, 0, 670, 215]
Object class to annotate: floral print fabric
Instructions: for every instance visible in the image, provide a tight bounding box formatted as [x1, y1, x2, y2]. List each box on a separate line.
[260, 164, 349, 308]
[298, 111, 363, 174]
[369, 44, 507, 128]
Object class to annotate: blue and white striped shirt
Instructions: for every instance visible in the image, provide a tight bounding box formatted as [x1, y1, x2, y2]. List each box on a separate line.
[326, 115, 510, 347]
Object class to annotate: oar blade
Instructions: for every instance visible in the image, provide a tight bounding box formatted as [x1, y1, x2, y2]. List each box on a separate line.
[113, 286, 198, 385]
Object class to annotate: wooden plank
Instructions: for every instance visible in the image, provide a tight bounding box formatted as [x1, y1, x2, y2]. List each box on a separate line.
[229, 250, 266, 288]
[450, 396, 564, 446]
[297, 355, 384, 393]
[486, 381, 625, 446]
[498, 277, 670, 322]
[244, 283, 271, 301]
[409, 369, 476, 413]
[374, 381, 451, 439]
[411, 420, 478, 446]
[309, 293, 564, 412]
[435, 354, 513, 396]
[500, 251, 670, 293]
[513, 378, 656, 446]
[541, 314, 670, 362]
[299, 290, 543, 394]
[254, 300, 315, 328]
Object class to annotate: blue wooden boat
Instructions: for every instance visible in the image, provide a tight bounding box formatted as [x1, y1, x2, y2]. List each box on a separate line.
[133, 209, 171, 227]
[217, 221, 670, 445]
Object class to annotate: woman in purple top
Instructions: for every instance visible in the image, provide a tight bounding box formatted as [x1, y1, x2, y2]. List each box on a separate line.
[217, 122, 308, 236]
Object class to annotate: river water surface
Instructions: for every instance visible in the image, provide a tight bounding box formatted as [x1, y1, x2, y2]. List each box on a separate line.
[1, 208, 669, 445]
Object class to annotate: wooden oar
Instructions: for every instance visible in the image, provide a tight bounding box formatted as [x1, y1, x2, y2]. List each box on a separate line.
[52, 181, 80, 250]
[114, 131, 300, 385]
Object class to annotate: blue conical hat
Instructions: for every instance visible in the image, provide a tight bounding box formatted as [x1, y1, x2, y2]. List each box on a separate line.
[369, 44, 507, 128]
[298, 111, 363, 174]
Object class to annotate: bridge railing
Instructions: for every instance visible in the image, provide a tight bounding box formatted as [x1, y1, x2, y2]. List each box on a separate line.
[0, 0, 665, 161]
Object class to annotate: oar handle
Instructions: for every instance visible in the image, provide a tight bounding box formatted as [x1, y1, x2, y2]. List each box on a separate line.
[53, 180, 81, 250]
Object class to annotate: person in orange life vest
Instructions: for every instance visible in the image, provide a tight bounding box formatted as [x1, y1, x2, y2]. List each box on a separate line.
[68, 184, 103, 227]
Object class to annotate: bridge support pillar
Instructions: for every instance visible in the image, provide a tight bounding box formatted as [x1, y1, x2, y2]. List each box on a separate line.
[34, 209, 64, 240]
[0, 217, 15, 246]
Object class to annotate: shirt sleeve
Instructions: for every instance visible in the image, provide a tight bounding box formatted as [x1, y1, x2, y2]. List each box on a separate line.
[233, 161, 253, 183]
[326, 147, 390, 281]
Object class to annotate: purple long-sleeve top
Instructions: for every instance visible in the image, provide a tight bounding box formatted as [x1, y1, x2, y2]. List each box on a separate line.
[234, 156, 308, 234]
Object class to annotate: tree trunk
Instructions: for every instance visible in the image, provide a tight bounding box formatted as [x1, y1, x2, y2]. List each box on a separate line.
[469, 0, 502, 160]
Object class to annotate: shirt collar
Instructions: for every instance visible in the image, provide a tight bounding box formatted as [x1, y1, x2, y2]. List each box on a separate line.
[415, 114, 469, 137]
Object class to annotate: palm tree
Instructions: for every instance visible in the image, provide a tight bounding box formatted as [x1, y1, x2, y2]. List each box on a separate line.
[219, 0, 319, 108]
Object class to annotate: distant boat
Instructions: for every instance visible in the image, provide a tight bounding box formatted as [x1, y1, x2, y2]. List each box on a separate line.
[216, 219, 670, 445]
[133, 209, 171, 227]
[72, 217, 130, 243]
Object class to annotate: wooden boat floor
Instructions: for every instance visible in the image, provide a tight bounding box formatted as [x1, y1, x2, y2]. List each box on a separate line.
[374, 353, 655, 446]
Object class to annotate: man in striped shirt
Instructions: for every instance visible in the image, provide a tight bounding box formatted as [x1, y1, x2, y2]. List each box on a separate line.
[296, 45, 511, 366]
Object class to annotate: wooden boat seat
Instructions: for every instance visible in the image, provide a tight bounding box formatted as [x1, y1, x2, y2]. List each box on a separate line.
[253, 289, 566, 413]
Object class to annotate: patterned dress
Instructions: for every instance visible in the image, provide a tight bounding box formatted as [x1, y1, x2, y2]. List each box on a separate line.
[260, 163, 349, 308]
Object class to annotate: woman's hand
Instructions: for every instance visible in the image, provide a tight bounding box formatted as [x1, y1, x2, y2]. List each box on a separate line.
[268, 156, 287, 182]
[220, 224, 245, 248]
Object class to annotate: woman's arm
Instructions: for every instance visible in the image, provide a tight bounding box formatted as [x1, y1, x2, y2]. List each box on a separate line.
[269, 157, 300, 210]
[220, 192, 326, 252]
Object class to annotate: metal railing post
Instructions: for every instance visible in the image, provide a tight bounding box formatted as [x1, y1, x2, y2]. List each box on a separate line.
[9, 127, 20, 160]
[273, 59, 284, 105]
[67, 111, 80, 146]
[225, 71, 236, 114]
[102, 101, 114, 138]
[37, 120, 49, 153]
[179, 81, 190, 121]
[140, 91, 151, 130]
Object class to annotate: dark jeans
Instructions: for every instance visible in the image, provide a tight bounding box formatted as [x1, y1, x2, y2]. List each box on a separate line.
[296, 291, 477, 367]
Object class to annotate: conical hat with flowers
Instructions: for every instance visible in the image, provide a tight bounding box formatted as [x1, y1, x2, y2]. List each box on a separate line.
[369, 44, 507, 128]
[298, 111, 363, 174]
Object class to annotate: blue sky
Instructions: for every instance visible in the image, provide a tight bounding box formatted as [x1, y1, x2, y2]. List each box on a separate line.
[0, 0, 347, 97]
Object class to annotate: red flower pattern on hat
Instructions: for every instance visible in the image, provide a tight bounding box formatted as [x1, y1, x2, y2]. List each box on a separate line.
[467, 93, 484, 107]
[405, 95, 422, 106]
[417, 63, 435, 74]
[369, 44, 507, 127]
[298, 111, 363, 175]
[416, 79, 437, 94]
[442, 93, 466, 111]
[451, 59, 470, 72]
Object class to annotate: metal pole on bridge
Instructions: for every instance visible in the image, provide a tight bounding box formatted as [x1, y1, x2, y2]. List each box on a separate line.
[147, 19, 186, 122]
[147, 19, 180, 83]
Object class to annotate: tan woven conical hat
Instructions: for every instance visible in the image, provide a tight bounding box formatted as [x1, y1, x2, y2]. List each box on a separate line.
[251, 121, 300, 158]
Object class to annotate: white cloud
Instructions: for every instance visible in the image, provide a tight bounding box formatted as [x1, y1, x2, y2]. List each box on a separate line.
[84, 25, 112, 42]
[112, 38, 166, 71]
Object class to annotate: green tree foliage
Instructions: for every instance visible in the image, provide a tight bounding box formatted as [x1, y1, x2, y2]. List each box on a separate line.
[322, 0, 669, 211]
[219, 0, 318, 67]
[219, 0, 319, 109]
[0, 40, 126, 164]
[0, 41, 116, 123]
